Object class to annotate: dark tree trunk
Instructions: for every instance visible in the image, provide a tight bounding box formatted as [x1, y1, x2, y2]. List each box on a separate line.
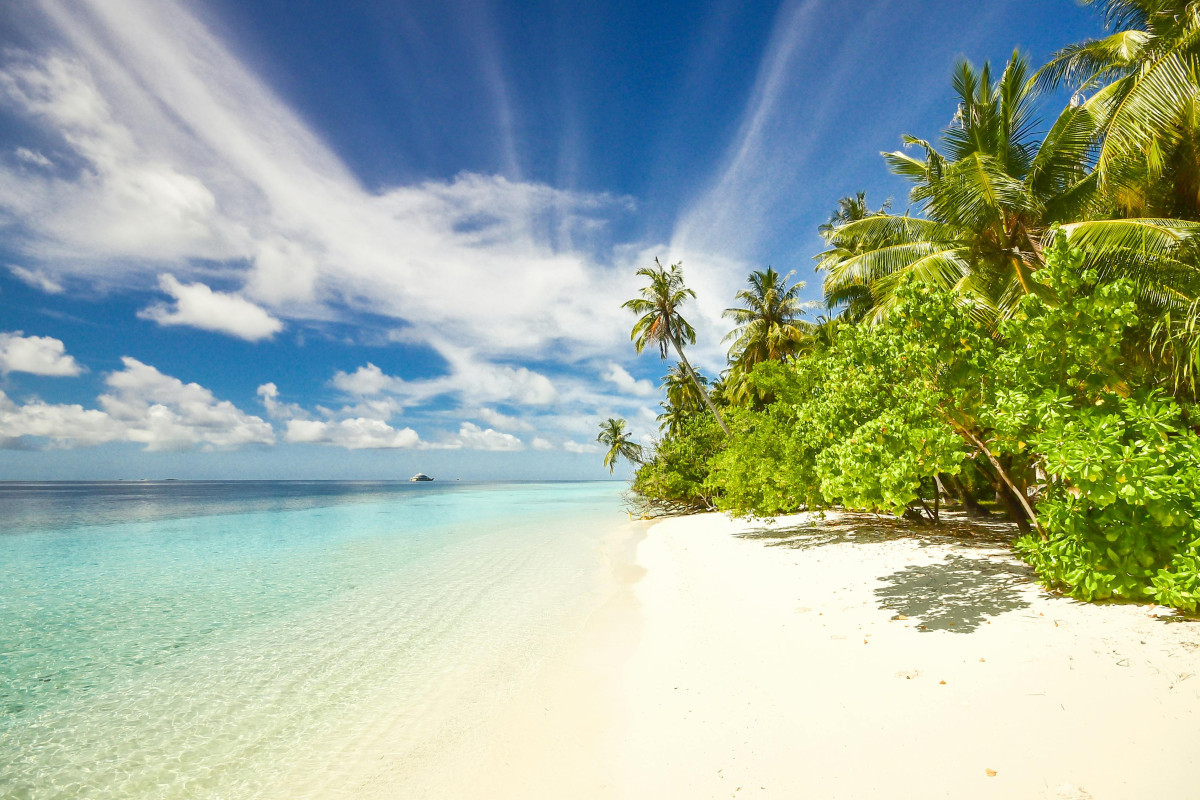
[672, 338, 731, 436]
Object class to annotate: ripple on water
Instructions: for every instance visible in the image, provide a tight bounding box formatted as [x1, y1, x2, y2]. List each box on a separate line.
[0, 482, 624, 799]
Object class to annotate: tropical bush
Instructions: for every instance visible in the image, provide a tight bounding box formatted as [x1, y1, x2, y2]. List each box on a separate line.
[631, 415, 725, 512]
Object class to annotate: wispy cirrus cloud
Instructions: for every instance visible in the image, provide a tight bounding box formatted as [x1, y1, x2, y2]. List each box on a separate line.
[0, 0, 761, 458]
[0, 1, 646, 366]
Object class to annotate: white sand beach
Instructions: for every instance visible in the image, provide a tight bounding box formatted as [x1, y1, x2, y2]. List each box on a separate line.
[457, 510, 1200, 799]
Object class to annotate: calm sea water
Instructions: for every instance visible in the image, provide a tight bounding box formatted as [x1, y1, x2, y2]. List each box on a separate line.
[0, 481, 629, 799]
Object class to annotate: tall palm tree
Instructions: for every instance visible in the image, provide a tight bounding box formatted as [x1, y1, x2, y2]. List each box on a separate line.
[597, 418, 643, 474]
[723, 267, 813, 369]
[624, 259, 731, 435]
[819, 51, 1200, 325]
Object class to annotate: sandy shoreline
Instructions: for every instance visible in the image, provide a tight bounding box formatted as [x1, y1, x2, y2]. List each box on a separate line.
[476, 510, 1200, 799]
[317, 510, 1200, 798]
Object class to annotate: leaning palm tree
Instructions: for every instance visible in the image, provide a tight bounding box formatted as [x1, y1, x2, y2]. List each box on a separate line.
[597, 418, 643, 474]
[723, 267, 813, 369]
[820, 51, 1200, 326]
[624, 259, 731, 435]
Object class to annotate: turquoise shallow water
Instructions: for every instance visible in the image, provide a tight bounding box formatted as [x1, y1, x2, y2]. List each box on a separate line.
[0, 481, 628, 799]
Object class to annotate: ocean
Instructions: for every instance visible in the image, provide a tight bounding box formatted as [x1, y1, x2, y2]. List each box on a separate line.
[0, 480, 630, 798]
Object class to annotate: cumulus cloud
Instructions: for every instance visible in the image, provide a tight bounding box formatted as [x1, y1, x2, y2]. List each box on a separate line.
[0, 17, 641, 359]
[0, 331, 82, 375]
[531, 436, 554, 451]
[9, 264, 63, 293]
[139, 274, 283, 341]
[256, 382, 307, 421]
[602, 362, 655, 397]
[0, 0, 759, 441]
[0, 357, 274, 450]
[475, 407, 534, 432]
[331, 363, 395, 397]
[284, 417, 419, 450]
[98, 358, 275, 450]
[433, 422, 524, 452]
[0, 390, 122, 446]
[330, 351, 556, 408]
[563, 440, 602, 454]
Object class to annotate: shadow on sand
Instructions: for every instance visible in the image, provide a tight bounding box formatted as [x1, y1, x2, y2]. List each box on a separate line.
[734, 511, 1035, 632]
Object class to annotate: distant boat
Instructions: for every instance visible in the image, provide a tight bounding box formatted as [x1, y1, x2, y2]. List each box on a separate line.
[410, 473, 434, 482]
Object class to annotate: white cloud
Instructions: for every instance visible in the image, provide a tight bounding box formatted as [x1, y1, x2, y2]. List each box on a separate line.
[0, 0, 761, 440]
[433, 421, 524, 452]
[0, 357, 274, 450]
[331, 363, 394, 396]
[531, 436, 554, 451]
[8, 265, 63, 293]
[0, 331, 82, 375]
[563, 440, 602, 454]
[602, 361, 655, 397]
[256, 382, 307, 421]
[340, 396, 404, 421]
[0, 3, 654, 375]
[140, 274, 283, 341]
[284, 417, 419, 450]
[0, 390, 123, 446]
[330, 351, 557, 408]
[98, 357, 275, 450]
[475, 407, 534, 432]
[14, 147, 52, 167]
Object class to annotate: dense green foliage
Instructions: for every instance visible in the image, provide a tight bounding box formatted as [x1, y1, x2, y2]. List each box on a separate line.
[631, 416, 724, 512]
[623, 2, 1200, 613]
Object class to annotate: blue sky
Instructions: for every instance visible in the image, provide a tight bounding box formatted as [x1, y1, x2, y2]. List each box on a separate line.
[0, 0, 1103, 480]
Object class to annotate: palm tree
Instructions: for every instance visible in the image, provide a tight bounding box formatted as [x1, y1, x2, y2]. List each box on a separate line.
[1035, 0, 1200, 217]
[624, 259, 731, 435]
[1034, 0, 1200, 393]
[723, 267, 813, 369]
[819, 51, 1200, 325]
[597, 418, 643, 474]
[817, 193, 892, 321]
[656, 363, 708, 437]
[818, 191, 891, 237]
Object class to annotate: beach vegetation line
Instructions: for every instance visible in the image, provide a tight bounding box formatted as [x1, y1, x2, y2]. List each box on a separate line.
[613, 0, 1200, 613]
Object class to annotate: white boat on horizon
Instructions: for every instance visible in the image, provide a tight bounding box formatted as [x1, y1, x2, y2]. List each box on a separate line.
[410, 473, 434, 482]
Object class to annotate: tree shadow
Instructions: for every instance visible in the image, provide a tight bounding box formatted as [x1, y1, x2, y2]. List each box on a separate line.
[874, 554, 1033, 632]
[734, 511, 1020, 552]
[733, 511, 1034, 632]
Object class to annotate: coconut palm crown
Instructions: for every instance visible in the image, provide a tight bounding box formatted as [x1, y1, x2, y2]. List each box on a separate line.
[723, 267, 812, 368]
[1035, 0, 1200, 216]
[819, 50, 1200, 326]
[597, 418, 643, 474]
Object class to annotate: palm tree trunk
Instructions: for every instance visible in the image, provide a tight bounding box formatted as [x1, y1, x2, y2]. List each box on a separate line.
[672, 338, 731, 436]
